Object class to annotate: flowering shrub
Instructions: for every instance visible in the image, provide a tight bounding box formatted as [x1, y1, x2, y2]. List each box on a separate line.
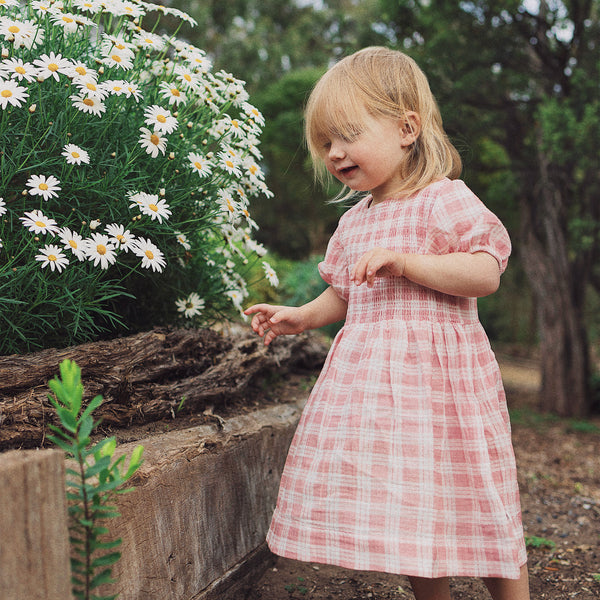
[0, 0, 277, 354]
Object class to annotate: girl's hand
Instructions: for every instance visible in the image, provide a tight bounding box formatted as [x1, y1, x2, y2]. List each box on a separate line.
[351, 248, 406, 287]
[243, 304, 307, 346]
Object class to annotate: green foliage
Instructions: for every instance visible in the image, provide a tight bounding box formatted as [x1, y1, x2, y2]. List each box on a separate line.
[0, 1, 275, 353]
[47, 359, 144, 600]
[524, 536, 556, 550]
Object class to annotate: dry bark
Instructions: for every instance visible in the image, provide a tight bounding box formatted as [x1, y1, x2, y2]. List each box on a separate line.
[0, 327, 328, 451]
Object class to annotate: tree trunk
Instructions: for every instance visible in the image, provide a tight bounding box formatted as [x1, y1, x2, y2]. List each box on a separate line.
[519, 140, 590, 417]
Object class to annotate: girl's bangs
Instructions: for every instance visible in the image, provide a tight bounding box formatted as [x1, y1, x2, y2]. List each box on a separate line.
[306, 78, 369, 152]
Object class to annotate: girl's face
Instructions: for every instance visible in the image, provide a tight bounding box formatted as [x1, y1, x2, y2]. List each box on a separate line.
[320, 111, 419, 205]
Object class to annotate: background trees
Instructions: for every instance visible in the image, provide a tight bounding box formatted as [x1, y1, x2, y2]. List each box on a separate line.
[169, 0, 600, 417]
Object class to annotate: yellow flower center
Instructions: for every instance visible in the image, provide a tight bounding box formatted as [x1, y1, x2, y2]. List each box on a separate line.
[39, 183, 49, 191]
[1, 90, 12, 98]
[149, 203, 158, 212]
[115, 42, 126, 50]
[184, 74, 192, 82]
[48, 63, 58, 72]
[15, 66, 25, 74]
[116, 234, 124, 242]
[8, 25, 20, 33]
[75, 66, 86, 75]
[83, 98, 94, 106]
[62, 16, 74, 23]
[249, 165, 258, 175]
[35, 221, 45, 228]
[226, 200, 235, 213]
[225, 160, 234, 169]
[86, 83, 97, 91]
[111, 54, 122, 63]
[171, 88, 181, 97]
[157, 114, 166, 123]
[71, 151, 80, 158]
[97, 244, 106, 256]
[48, 254, 57, 262]
[194, 161, 202, 170]
[145, 250, 154, 260]
[69, 240, 77, 249]
[144, 38, 154, 44]
[231, 119, 239, 128]
[150, 134, 160, 145]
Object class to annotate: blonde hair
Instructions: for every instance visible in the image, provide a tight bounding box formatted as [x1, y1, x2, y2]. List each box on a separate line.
[305, 47, 462, 198]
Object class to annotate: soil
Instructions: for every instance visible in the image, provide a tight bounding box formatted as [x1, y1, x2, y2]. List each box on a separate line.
[242, 354, 600, 600]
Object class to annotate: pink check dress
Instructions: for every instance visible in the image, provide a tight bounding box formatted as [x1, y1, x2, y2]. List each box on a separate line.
[266, 178, 527, 579]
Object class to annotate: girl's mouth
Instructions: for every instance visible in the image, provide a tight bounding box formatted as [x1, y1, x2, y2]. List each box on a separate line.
[339, 165, 358, 176]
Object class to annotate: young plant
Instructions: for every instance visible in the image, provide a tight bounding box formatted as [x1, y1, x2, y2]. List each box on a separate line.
[47, 359, 144, 600]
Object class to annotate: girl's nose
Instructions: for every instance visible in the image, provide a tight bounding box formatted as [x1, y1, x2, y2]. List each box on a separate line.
[328, 140, 345, 160]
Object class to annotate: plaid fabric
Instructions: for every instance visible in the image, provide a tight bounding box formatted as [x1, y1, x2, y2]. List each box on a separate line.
[266, 179, 527, 579]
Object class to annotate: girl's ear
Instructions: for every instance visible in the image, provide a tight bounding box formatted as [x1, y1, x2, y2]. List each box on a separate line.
[399, 111, 421, 147]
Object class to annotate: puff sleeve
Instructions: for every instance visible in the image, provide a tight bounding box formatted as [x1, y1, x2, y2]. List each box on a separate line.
[422, 180, 511, 273]
[318, 227, 351, 302]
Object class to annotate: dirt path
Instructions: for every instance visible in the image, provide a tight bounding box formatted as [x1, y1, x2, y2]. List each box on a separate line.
[246, 356, 600, 600]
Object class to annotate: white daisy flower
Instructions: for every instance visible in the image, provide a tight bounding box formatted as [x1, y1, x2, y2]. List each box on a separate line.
[105, 223, 136, 252]
[26, 174, 61, 200]
[186, 52, 212, 73]
[132, 237, 166, 272]
[217, 150, 242, 178]
[123, 81, 143, 101]
[102, 50, 133, 71]
[0, 18, 44, 49]
[103, 79, 127, 95]
[187, 152, 213, 177]
[102, 48, 134, 71]
[66, 60, 97, 81]
[33, 52, 71, 81]
[62, 143, 90, 165]
[50, 12, 82, 34]
[175, 292, 204, 318]
[262, 261, 279, 287]
[227, 289, 245, 311]
[133, 193, 172, 223]
[0, 79, 28, 109]
[114, 1, 145, 19]
[20, 209, 59, 235]
[58, 227, 86, 261]
[70, 93, 106, 116]
[0, 58, 38, 82]
[217, 189, 241, 221]
[144, 105, 178, 134]
[75, 79, 109, 100]
[133, 31, 166, 52]
[175, 231, 191, 251]
[36, 244, 69, 272]
[0, 0, 20, 8]
[31, 1, 54, 12]
[72, 0, 103, 14]
[0, 197, 6, 216]
[158, 81, 187, 106]
[138, 126, 167, 158]
[101, 33, 135, 54]
[174, 65, 199, 90]
[84, 232, 117, 269]
[242, 102, 265, 127]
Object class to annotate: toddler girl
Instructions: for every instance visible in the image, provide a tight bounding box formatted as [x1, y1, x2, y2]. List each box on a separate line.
[245, 46, 529, 600]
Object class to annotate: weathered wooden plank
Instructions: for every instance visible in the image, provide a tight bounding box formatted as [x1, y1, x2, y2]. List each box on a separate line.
[0, 449, 71, 600]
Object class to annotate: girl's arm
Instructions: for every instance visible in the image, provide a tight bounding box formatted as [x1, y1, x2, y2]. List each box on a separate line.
[351, 248, 501, 297]
[244, 286, 348, 346]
